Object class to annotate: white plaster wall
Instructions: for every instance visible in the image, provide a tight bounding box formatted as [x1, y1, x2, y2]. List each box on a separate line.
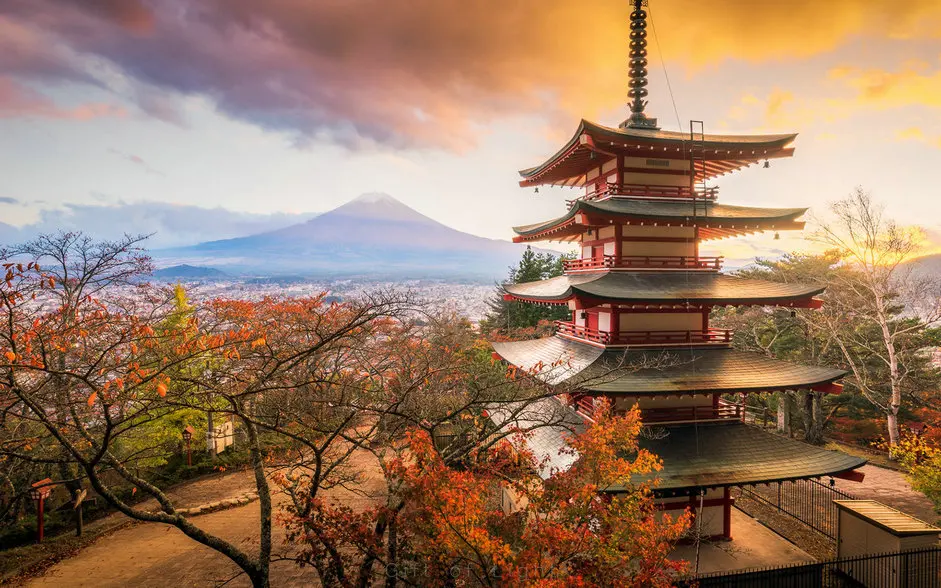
[622, 171, 689, 187]
[636, 395, 712, 410]
[623, 226, 695, 238]
[620, 313, 702, 331]
[621, 241, 696, 257]
[598, 311, 611, 332]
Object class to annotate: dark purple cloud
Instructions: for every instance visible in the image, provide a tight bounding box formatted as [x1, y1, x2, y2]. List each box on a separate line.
[1, 0, 939, 150]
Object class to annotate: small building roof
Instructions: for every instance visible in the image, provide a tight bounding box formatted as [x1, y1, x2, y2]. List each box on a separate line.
[488, 397, 587, 480]
[627, 423, 867, 493]
[519, 120, 797, 187]
[491, 336, 846, 395]
[503, 272, 823, 307]
[833, 500, 941, 537]
[513, 198, 807, 243]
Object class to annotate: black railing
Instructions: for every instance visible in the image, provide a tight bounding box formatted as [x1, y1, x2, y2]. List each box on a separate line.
[677, 547, 941, 588]
[735, 478, 857, 540]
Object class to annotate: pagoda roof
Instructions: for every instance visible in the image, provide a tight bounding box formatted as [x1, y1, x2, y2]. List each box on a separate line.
[513, 198, 807, 243]
[520, 120, 797, 187]
[629, 423, 866, 492]
[489, 400, 865, 491]
[503, 272, 823, 307]
[491, 336, 846, 396]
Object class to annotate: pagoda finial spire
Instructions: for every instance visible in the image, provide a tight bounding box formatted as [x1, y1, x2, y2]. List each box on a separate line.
[620, 0, 659, 130]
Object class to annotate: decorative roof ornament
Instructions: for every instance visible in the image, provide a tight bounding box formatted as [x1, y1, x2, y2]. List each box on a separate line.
[620, 0, 659, 130]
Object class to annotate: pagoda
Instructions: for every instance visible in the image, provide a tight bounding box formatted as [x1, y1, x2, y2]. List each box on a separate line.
[490, 0, 866, 541]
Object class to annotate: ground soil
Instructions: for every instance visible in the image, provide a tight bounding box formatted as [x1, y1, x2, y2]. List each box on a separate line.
[13, 448, 385, 587]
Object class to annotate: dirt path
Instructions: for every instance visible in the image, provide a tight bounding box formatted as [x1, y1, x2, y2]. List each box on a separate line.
[23, 450, 386, 587]
[832, 464, 938, 524]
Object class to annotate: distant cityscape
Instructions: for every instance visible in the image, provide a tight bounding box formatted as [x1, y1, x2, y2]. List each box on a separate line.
[166, 277, 496, 323]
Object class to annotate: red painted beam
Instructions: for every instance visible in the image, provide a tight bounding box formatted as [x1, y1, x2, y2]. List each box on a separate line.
[832, 470, 866, 483]
[812, 382, 844, 395]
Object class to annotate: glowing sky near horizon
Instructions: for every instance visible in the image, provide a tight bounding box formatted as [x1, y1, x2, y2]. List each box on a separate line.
[1, 0, 941, 262]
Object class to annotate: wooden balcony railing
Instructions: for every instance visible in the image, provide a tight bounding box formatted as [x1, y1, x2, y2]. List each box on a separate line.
[580, 182, 719, 203]
[572, 395, 745, 424]
[563, 255, 722, 272]
[554, 322, 732, 346]
[639, 403, 743, 424]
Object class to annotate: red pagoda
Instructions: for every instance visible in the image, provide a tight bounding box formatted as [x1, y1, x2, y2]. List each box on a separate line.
[490, 0, 865, 540]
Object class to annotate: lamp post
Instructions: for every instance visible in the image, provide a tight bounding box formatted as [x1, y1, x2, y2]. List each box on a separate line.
[182, 425, 194, 466]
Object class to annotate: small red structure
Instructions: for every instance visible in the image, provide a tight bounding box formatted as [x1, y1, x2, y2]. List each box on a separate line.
[29, 478, 55, 543]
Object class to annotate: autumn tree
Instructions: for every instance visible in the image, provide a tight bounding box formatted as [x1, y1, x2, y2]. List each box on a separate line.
[285, 402, 689, 587]
[813, 188, 941, 445]
[0, 233, 426, 587]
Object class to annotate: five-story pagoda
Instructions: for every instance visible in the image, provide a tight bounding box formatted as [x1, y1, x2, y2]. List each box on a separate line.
[490, 0, 866, 540]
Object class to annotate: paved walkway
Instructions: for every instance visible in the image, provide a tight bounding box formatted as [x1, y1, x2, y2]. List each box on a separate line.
[832, 464, 939, 524]
[24, 449, 386, 587]
[670, 508, 813, 574]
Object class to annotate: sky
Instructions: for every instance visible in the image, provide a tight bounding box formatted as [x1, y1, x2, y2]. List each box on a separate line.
[1, 0, 941, 260]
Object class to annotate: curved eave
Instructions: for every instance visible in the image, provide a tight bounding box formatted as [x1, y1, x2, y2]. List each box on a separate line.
[512, 201, 808, 244]
[519, 119, 797, 187]
[614, 423, 867, 493]
[502, 273, 825, 307]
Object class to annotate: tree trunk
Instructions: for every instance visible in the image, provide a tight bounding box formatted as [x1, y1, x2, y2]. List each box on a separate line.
[776, 391, 791, 436]
[802, 391, 826, 445]
[385, 512, 398, 588]
[887, 409, 900, 448]
[243, 417, 271, 587]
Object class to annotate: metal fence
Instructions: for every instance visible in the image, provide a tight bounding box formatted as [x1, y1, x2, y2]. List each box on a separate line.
[736, 478, 857, 540]
[677, 547, 941, 588]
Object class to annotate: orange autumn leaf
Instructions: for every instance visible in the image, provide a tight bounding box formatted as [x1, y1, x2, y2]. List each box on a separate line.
[156, 382, 168, 397]
[3, 351, 14, 362]
[251, 337, 266, 348]
[87, 392, 97, 407]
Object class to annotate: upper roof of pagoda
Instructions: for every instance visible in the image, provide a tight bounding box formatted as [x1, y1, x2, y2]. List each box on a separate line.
[519, 119, 797, 188]
[513, 198, 807, 243]
[503, 272, 824, 307]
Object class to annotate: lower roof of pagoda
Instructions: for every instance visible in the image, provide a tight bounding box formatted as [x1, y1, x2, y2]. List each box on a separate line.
[490, 335, 846, 395]
[628, 422, 866, 493]
[489, 398, 866, 491]
[513, 198, 807, 243]
[518, 119, 797, 187]
[503, 271, 823, 307]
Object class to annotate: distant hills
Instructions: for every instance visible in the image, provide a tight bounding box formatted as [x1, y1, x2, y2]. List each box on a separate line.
[907, 254, 941, 275]
[153, 264, 228, 280]
[154, 193, 532, 279]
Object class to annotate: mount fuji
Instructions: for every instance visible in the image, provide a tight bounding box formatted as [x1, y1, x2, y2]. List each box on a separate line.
[154, 193, 534, 278]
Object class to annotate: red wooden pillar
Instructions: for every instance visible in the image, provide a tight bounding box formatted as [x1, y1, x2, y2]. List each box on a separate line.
[614, 224, 623, 263]
[723, 487, 733, 540]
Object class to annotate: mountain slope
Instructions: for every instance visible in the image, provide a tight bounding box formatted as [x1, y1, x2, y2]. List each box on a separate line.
[155, 193, 534, 278]
[153, 264, 229, 280]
